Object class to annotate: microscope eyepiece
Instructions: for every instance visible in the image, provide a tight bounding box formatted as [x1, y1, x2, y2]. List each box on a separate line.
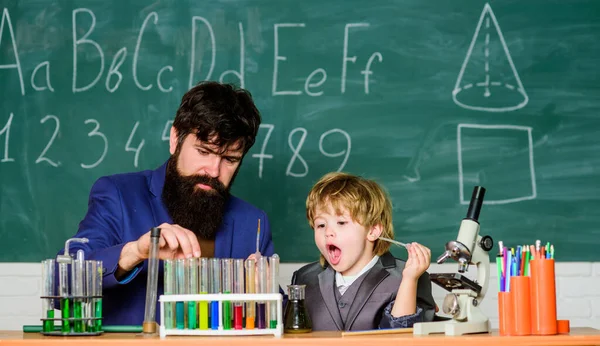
[465, 186, 486, 222]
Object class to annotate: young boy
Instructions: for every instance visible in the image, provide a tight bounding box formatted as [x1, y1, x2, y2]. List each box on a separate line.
[291, 172, 437, 331]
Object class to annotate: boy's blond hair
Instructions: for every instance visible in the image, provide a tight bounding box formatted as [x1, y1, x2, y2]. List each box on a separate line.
[306, 172, 394, 265]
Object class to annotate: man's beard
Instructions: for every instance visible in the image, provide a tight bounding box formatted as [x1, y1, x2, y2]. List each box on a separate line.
[161, 157, 231, 240]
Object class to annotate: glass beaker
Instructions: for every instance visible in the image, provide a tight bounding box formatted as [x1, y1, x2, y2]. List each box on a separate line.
[283, 285, 312, 333]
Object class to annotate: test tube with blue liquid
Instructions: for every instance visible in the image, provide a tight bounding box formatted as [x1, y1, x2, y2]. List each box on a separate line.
[199, 258, 209, 329]
[233, 259, 245, 330]
[163, 259, 175, 329]
[222, 259, 233, 329]
[41, 259, 55, 333]
[175, 259, 185, 329]
[257, 256, 268, 329]
[245, 259, 256, 329]
[210, 258, 221, 330]
[269, 254, 280, 329]
[186, 258, 198, 329]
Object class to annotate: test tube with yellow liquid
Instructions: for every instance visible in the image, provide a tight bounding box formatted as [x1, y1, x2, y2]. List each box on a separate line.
[199, 258, 209, 329]
[245, 259, 256, 329]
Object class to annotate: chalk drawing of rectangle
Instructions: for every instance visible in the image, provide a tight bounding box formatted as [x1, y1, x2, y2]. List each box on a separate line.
[457, 123, 537, 205]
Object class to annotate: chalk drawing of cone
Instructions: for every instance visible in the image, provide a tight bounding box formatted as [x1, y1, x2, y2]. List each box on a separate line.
[452, 3, 528, 112]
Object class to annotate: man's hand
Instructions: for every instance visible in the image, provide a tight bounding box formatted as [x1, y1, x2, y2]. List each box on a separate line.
[117, 223, 201, 277]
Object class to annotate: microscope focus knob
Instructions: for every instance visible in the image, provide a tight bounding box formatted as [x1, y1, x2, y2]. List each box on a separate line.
[480, 235, 494, 252]
[442, 293, 460, 317]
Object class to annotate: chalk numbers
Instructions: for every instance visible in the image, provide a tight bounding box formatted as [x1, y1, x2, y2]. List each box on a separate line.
[0, 114, 139, 169]
[0, 116, 351, 177]
[253, 124, 351, 179]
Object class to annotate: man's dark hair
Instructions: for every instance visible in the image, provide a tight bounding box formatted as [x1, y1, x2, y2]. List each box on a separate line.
[173, 81, 261, 154]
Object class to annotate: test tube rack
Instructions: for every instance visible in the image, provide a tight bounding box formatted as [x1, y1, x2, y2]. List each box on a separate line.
[39, 293, 104, 336]
[158, 293, 283, 337]
[40, 238, 103, 336]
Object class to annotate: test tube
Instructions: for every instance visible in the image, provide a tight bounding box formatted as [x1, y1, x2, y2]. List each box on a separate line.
[222, 259, 233, 330]
[245, 259, 256, 329]
[85, 260, 96, 332]
[199, 258, 209, 330]
[233, 259, 245, 330]
[210, 258, 221, 330]
[175, 259, 185, 329]
[72, 250, 85, 332]
[257, 256, 268, 329]
[163, 260, 175, 329]
[143, 227, 160, 334]
[269, 254, 280, 329]
[59, 261, 70, 333]
[41, 259, 55, 333]
[94, 261, 102, 332]
[186, 258, 198, 329]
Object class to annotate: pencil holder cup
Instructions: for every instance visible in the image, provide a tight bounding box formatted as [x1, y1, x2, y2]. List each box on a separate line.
[497, 291, 514, 336]
[530, 259, 557, 335]
[510, 276, 532, 335]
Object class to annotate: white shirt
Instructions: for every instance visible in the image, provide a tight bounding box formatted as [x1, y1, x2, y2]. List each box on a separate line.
[335, 255, 380, 295]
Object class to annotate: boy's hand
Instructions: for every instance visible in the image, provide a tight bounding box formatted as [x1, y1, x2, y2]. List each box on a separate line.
[402, 242, 431, 281]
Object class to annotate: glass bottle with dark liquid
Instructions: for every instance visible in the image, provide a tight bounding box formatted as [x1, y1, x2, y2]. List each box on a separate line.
[284, 285, 312, 333]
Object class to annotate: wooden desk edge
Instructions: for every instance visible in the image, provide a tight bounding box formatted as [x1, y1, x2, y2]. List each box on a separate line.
[1, 328, 600, 346]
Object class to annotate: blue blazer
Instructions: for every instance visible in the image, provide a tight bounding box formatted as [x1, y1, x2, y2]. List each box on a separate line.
[58, 161, 274, 326]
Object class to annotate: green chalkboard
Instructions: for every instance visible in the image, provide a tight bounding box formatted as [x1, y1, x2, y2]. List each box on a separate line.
[1, 0, 599, 262]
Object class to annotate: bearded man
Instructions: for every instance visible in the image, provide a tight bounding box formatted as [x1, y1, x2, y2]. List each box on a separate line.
[58, 81, 273, 326]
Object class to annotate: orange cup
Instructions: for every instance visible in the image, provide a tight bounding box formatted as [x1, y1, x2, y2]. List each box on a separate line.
[498, 291, 514, 336]
[557, 320, 570, 334]
[510, 276, 532, 335]
[530, 259, 557, 335]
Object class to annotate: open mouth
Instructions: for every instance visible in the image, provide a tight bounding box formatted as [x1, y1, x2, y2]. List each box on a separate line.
[327, 244, 341, 265]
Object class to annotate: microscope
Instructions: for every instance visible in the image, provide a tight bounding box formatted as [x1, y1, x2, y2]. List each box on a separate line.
[413, 186, 494, 336]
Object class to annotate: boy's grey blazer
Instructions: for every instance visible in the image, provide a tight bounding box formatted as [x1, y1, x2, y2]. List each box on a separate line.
[291, 252, 436, 331]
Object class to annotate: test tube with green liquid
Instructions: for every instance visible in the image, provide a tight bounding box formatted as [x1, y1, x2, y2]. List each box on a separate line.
[269, 254, 280, 329]
[72, 250, 85, 332]
[186, 258, 198, 329]
[245, 259, 256, 329]
[233, 259, 244, 330]
[94, 260, 102, 332]
[58, 262, 70, 333]
[175, 259, 185, 329]
[41, 259, 55, 333]
[221, 259, 233, 329]
[85, 260, 95, 332]
[163, 259, 175, 329]
[199, 258, 209, 330]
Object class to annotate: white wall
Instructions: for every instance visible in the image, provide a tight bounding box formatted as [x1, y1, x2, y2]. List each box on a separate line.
[1, 262, 599, 331]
